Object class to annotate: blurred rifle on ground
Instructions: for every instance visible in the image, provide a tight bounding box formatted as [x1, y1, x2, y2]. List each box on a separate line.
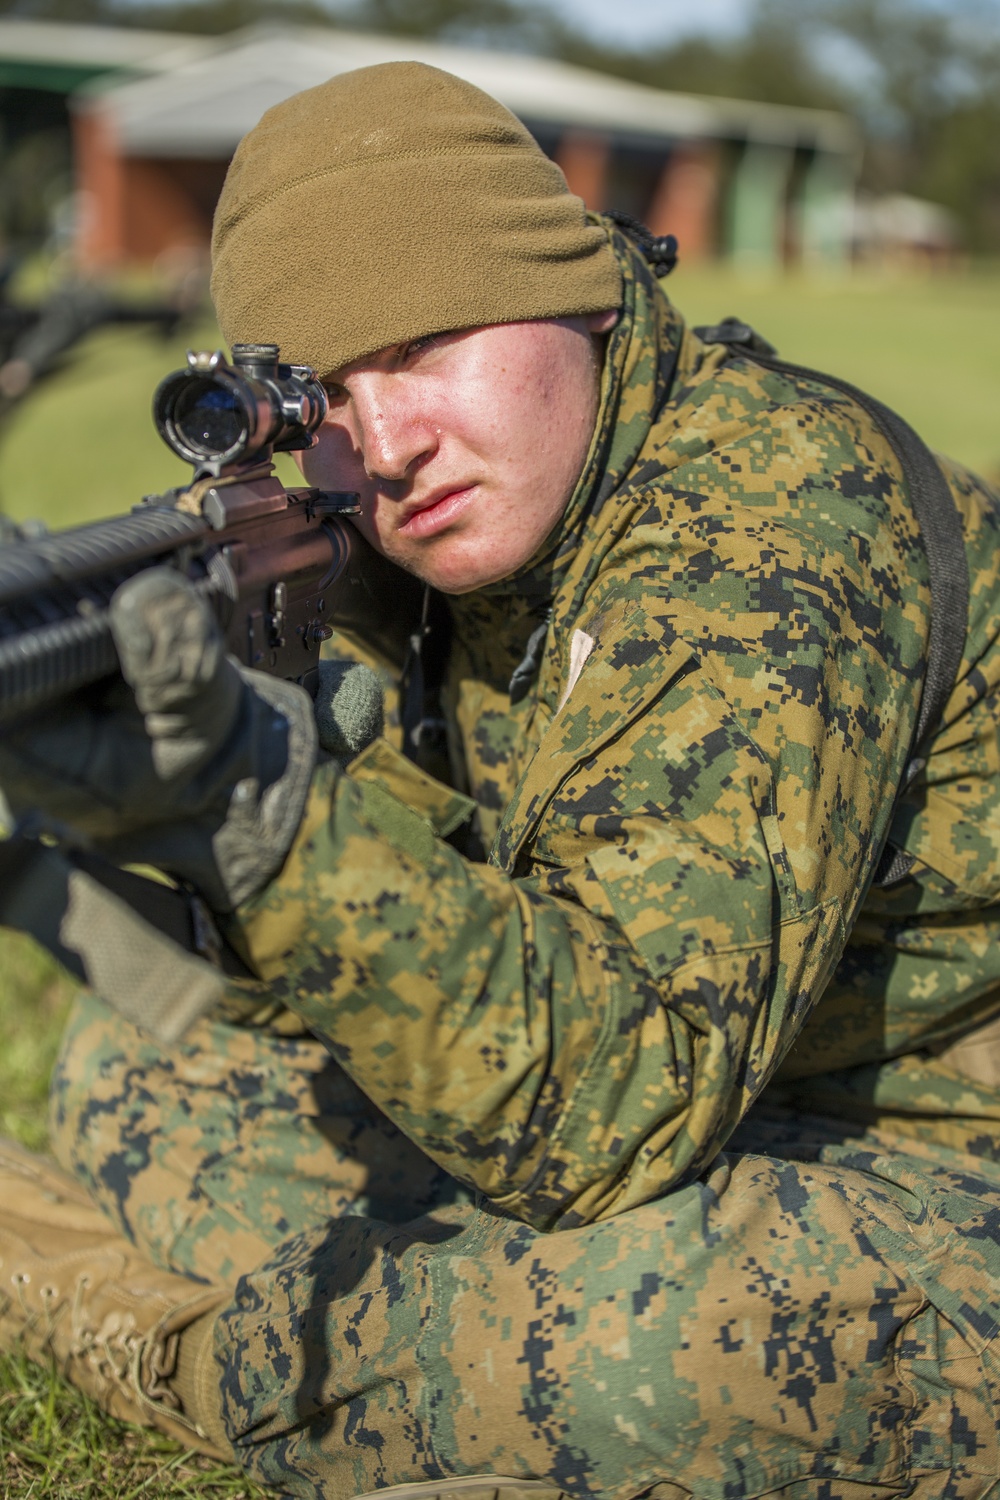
[0, 264, 199, 436]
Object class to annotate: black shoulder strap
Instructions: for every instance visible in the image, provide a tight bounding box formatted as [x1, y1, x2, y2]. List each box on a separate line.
[694, 319, 969, 887]
[399, 584, 453, 775]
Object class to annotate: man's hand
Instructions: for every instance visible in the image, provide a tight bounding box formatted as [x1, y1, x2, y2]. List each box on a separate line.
[0, 569, 318, 912]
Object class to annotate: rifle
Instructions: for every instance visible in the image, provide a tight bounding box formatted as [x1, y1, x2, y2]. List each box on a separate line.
[0, 341, 423, 1041]
[0, 274, 194, 422]
[0, 341, 420, 725]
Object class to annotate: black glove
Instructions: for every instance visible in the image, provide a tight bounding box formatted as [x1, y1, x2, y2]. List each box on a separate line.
[0, 569, 317, 912]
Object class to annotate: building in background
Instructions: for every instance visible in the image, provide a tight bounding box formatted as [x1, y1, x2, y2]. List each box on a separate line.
[0, 17, 204, 94]
[0, 20, 207, 260]
[851, 193, 961, 269]
[0, 17, 860, 277]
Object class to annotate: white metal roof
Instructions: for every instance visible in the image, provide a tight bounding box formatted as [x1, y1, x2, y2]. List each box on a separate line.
[0, 17, 208, 73]
[74, 23, 857, 158]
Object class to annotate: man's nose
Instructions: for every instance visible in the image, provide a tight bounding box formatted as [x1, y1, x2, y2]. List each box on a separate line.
[350, 377, 436, 483]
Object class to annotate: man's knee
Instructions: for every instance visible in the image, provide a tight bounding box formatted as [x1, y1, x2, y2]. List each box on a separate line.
[47, 987, 470, 1284]
[46, 989, 258, 1278]
[48, 988, 161, 1227]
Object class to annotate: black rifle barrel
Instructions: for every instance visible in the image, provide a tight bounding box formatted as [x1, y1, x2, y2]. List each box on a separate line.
[0, 506, 210, 725]
[0, 506, 208, 605]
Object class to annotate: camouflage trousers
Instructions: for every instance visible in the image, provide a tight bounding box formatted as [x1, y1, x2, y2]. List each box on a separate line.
[49, 990, 1000, 1500]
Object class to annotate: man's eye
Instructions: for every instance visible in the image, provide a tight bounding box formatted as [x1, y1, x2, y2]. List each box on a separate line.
[321, 381, 347, 402]
[402, 333, 442, 359]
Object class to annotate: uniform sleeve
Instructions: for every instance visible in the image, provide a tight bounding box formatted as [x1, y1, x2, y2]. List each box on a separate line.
[779, 458, 1000, 1078]
[229, 523, 928, 1228]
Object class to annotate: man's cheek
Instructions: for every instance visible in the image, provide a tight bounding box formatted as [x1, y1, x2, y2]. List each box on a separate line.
[302, 421, 364, 488]
[346, 501, 389, 561]
[296, 445, 327, 488]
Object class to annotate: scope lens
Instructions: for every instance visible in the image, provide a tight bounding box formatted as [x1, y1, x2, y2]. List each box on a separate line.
[171, 378, 247, 458]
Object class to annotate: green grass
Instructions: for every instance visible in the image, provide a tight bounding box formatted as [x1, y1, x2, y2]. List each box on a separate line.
[0, 314, 301, 531]
[0, 315, 220, 530]
[0, 933, 77, 1153]
[0, 1350, 266, 1498]
[0, 263, 998, 1491]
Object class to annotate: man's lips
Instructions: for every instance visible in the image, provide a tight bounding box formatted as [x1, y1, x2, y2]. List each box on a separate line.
[397, 484, 477, 540]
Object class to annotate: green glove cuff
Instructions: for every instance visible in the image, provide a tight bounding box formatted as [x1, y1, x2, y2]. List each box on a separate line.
[209, 669, 320, 910]
[98, 667, 320, 914]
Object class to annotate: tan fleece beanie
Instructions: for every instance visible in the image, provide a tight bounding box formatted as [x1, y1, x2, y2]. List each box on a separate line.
[211, 61, 622, 376]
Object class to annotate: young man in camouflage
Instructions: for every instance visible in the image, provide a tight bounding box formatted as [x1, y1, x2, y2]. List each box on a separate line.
[2, 60, 1000, 1500]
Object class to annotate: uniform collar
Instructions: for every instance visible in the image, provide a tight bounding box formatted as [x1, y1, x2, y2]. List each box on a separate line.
[489, 223, 685, 608]
[444, 226, 686, 715]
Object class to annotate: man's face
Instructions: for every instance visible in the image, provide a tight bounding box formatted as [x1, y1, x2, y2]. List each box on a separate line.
[294, 313, 616, 594]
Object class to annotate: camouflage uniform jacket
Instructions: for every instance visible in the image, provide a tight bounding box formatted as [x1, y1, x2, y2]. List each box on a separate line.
[236, 227, 1000, 1230]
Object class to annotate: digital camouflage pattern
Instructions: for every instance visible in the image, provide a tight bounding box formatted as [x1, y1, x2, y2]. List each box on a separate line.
[47, 223, 1000, 1498]
[231, 223, 1000, 1221]
[51, 994, 1000, 1499]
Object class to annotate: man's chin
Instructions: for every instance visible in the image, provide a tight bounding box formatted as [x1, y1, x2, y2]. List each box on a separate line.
[414, 561, 519, 596]
[385, 540, 517, 595]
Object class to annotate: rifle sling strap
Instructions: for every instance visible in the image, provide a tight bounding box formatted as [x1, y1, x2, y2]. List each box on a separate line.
[695, 322, 970, 888]
[0, 834, 251, 1043]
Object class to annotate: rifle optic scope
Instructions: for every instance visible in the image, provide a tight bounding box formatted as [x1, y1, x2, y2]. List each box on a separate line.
[153, 343, 328, 473]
